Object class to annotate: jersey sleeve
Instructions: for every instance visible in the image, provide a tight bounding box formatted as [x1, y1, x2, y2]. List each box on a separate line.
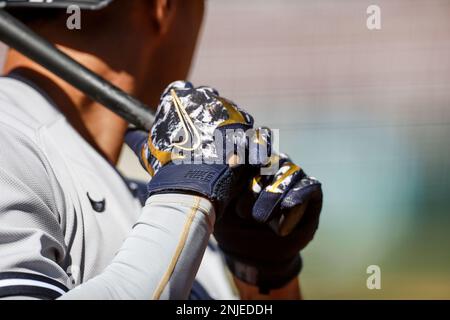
[0, 123, 72, 299]
[59, 193, 215, 300]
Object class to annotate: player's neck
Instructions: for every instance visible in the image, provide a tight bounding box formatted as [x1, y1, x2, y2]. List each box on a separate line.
[3, 48, 132, 165]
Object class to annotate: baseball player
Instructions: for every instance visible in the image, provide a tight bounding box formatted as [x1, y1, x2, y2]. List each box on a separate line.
[0, 0, 323, 300]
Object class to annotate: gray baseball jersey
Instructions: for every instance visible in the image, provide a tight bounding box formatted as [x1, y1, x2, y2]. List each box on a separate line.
[0, 76, 235, 299]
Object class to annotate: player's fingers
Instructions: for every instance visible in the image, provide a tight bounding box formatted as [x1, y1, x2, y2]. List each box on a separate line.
[281, 176, 322, 211]
[196, 85, 219, 96]
[250, 152, 295, 197]
[248, 127, 272, 167]
[252, 160, 303, 223]
[252, 188, 285, 224]
[275, 178, 322, 236]
[252, 166, 316, 236]
[161, 80, 194, 97]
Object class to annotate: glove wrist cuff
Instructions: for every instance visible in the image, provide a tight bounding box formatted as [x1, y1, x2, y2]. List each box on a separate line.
[147, 163, 234, 203]
[223, 254, 302, 294]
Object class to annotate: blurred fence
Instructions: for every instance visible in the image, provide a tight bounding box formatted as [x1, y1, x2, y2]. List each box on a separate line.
[185, 0, 450, 299]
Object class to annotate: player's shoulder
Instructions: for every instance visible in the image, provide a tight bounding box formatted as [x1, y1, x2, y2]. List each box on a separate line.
[0, 76, 63, 137]
[0, 77, 65, 213]
[0, 76, 65, 169]
[0, 77, 50, 168]
[0, 117, 61, 206]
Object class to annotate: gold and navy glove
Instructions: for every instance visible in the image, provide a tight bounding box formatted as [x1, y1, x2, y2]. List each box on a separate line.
[214, 154, 323, 293]
[251, 154, 323, 236]
[125, 81, 254, 213]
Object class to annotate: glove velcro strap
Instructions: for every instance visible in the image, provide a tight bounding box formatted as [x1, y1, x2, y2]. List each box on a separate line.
[147, 164, 233, 202]
[252, 191, 283, 223]
[223, 254, 302, 294]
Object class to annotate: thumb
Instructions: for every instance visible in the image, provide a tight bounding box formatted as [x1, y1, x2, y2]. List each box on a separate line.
[124, 128, 152, 175]
[252, 161, 302, 223]
[125, 128, 148, 157]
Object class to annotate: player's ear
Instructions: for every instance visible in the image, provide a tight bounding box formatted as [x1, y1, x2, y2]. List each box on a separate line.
[152, 0, 176, 35]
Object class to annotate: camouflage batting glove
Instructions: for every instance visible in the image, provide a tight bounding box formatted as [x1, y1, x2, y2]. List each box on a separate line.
[214, 154, 323, 293]
[125, 81, 255, 213]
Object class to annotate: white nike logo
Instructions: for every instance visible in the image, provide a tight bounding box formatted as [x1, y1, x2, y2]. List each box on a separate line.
[170, 89, 201, 151]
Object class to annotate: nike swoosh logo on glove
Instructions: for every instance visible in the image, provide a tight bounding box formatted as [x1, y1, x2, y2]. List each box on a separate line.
[170, 89, 201, 151]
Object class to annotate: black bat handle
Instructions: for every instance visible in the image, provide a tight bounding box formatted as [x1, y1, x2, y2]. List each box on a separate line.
[0, 9, 154, 131]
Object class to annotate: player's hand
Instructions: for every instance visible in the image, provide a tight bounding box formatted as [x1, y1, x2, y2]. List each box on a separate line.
[213, 153, 323, 294]
[125, 81, 255, 214]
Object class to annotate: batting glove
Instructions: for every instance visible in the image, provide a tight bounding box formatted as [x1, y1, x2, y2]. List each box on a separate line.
[214, 154, 323, 293]
[125, 81, 255, 214]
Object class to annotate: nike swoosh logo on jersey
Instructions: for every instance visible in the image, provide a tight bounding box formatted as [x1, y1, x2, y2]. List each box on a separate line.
[87, 192, 106, 213]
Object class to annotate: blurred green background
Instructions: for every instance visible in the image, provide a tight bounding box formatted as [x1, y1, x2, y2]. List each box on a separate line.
[118, 0, 450, 299]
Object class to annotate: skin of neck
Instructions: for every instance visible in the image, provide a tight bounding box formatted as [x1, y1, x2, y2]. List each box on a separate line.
[4, 47, 135, 163]
[3, 0, 205, 164]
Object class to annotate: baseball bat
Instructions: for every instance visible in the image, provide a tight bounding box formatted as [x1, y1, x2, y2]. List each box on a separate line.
[0, 10, 308, 237]
[0, 9, 154, 131]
